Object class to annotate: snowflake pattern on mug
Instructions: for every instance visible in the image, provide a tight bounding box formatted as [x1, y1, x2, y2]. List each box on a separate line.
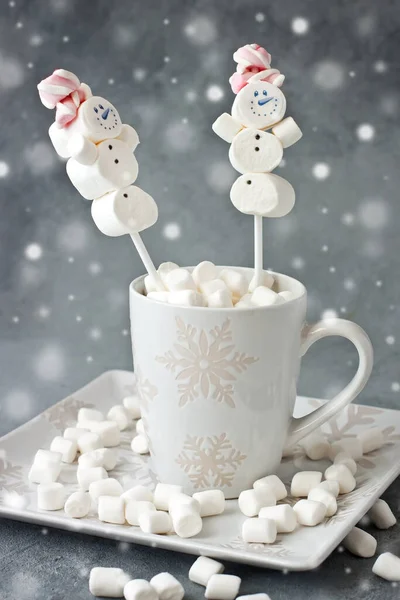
[176, 433, 246, 488]
[156, 317, 258, 407]
[134, 364, 158, 411]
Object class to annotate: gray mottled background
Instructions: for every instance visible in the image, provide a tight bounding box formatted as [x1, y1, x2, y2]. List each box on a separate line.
[0, 0, 399, 598]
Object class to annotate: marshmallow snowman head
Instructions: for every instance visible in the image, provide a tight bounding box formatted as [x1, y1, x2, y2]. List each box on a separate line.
[73, 96, 123, 142]
[232, 81, 286, 130]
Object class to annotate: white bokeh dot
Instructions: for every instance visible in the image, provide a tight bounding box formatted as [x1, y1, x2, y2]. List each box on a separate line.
[312, 162, 331, 180]
[24, 141, 57, 175]
[391, 382, 400, 392]
[89, 262, 103, 275]
[164, 121, 196, 152]
[57, 220, 90, 252]
[386, 335, 395, 345]
[255, 13, 265, 22]
[342, 213, 355, 226]
[291, 17, 309, 35]
[322, 309, 338, 319]
[24, 243, 43, 261]
[206, 161, 236, 194]
[133, 68, 146, 82]
[183, 16, 217, 46]
[291, 256, 305, 270]
[356, 123, 375, 142]
[313, 61, 345, 90]
[374, 60, 387, 73]
[358, 197, 389, 230]
[0, 161, 10, 177]
[3, 389, 34, 421]
[0, 52, 24, 90]
[206, 84, 224, 102]
[163, 222, 181, 240]
[344, 278, 356, 291]
[33, 344, 66, 381]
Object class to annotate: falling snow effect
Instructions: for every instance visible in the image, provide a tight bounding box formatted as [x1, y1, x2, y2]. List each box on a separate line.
[206, 84, 224, 102]
[358, 198, 389, 230]
[206, 161, 236, 193]
[3, 390, 34, 421]
[163, 222, 181, 240]
[57, 220, 90, 252]
[0, 52, 24, 90]
[33, 344, 66, 382]
[356, 123, 375, 142]
[24, 141, 57, 175]
[24, 243, 43, 261]
[0, 160, 10, 177]
[313, 61, 345, 90]
[164, 121, 196, 152]
[312, 163, 331, 180]
[183, 16, 217, 45]
[291, 17, 309, 35]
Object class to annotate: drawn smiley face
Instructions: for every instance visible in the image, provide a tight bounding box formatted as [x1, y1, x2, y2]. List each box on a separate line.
[79, 96, 123, 142]
[232, 82, 286, 130]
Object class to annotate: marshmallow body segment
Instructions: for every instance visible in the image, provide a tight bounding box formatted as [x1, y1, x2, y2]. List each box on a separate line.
[230, 172, 295, 217]
[232, 82, 286, 130]
[229, 128, 283, 174]
[92, 186, 158, 236]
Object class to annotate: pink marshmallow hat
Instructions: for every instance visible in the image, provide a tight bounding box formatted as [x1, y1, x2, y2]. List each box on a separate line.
[229, 43, 285, 94]
[37, 69, 92, 127]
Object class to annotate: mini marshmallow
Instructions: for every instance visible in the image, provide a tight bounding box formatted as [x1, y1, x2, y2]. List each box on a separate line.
[168, 290, 205, 307]
[107, 404, 130, 431]
[33, 449, 62, 467]
[205, 574, 241, 600]
[343, 526, 377, 558]
[368, 499, 396, 529]
[329, 438, 363, 461]
[250, 286, 281, 307]
[192, 490, 225, 517]
[165, 268, 196, 292]
[50, 436, 77, 464]
[192, 261, 218, 287]
[230, 172, 295, 218]
[77, 466, 108, 491]
[334, 452, 357, 476]
[89, 567, 131, 598]
[234, 295, 254, 309]
[121, 485, 153, 504]
[199, 278, 228, 296]
[78, 407, 104, 423]
[229, 128, 283, 174]
[293, 499, 327, 526]
[154, 483, 183, 511]
[171, 505, 203, 538]
[212, 112, 242, 143]
[131, 434, 149, 455]
[90, 421, 120, 447]
[147, 291, 170, 304]
[37, 482, 65, 511]
[29, 450, 62, 484]
[89, 478, 123, 503]
[123, 579, 158, 600]
[272, 116, 303, 148]
[125, 500, 156, 526]
[150, 572, 184, 600]
[300, 432, 330, 461]
[242, 517, 277, 544]
[238, 487, 275, 517]
[372, 552, 400, 582]
[308, 487, 337, 517]
[136, 419, 145, 435]
[189, 556, 224, 586]
[123, 395, 141, 420]
[206, 289, 233, 308]
[169, 493, 200, 515]
[219, 269, 248, 298]
[248, 271, 274, 293]
[64, 491, 91, 518]
[98, 495, 125, 524]
[315, 480, 340, 498]
[253, 474, 287, 501]
[77, 432, 103, 454]
[139, 510, 172, 534]
[78, 448, 118, 471]
[258, 504, 297, 533]
[63, 427, 90, 442]
[357, 427, 384, 454]
[290, 471, 323, 497]
[324, 464, 356, 494]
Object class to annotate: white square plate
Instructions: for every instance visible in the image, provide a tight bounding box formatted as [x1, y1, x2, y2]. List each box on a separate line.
[0, 370, 399, 571]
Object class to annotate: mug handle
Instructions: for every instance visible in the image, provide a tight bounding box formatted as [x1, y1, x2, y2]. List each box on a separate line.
[285, 319, 374, 449]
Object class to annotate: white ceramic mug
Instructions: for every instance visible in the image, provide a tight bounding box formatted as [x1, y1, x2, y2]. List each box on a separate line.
[130, 267, 373, 499]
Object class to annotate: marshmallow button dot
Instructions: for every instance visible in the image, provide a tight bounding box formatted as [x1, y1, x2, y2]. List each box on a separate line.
[125, 500, 156, 526]
[205, 574, 241, 600]
[64, 491, 91, 518]
[154, 483, 183, 511]
[89, 567, 131, 598]
[123, 395, 141, 420]
[324, 464, 356, 494]
[334, 452, 357, 476]
[242, 517, 277, 544]
[192, 490, 225, 517]
[290, 471, 323, 497]
[372, 552, 400, 582]
[171, 505, 203, 538]
[150, 572, 185, 600]
[121, 485, 153, 504]
[293, 499, 327, 526]
[308, 487, 337, 517]
[89, 477, 123, 503]
[258, 504, 297, 533]
[368, 499, 397, 529]
[358, 427, 384, 454]
[139, 510, 172, 534]
[301, 432, 330, 461]
[98, 496, 125, 524]
[188, 556, 225, 587]
[131, 434, 149, 455]
[238, 487, 275, 517]
[77, 432, 103, 454]
[50, 436, 77, 463]
[107, 405, 130, 431]
[253, 474, 287, 501]
[124, 579, 158, 600]
[343, 526, 377, 558]
[37, 482, 65, 511]
[77, 466, 108, 491]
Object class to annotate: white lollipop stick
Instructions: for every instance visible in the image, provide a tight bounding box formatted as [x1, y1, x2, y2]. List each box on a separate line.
[254, 215, 263, 287]
[130, 233, 164, 291]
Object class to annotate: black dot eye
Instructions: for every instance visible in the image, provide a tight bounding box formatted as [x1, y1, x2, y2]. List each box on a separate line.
[255, 147, 259, 152]
[108, 145, 112, 150]
[99, 104, 104, 109]
[255, 134, 260, 140]
[263, 90, 267, 96]
[247, 180, 252, 185]
[114, 159, 119, 164]
[94, 107, 98, 113]
[123, 193, 128, 198]
[254, 91, 258, 97]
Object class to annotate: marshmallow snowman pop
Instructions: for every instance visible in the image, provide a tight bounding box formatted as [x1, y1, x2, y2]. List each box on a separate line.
[212, 45, 303, 287]
[38, 69, 164, 291]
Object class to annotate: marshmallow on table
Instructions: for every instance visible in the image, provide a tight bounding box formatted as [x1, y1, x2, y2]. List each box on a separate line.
[154, 483, 183, 511]
[169, 493, 200, 515]
[300, 432, 330, 461]
[98, 495, 125, 524]
[90, 421, 120, 447]
[238, 487, 275, 517]
[229, 128, 283, 174]
[192, 490, 225, 517]
[329, 438, 363, 461]
[123, 395, 141, 420]
[64, 491, 91, 518]
[272, 117, 303, 148]
[131, 434, 149, 455]
[242, 517, 277, 544]
[343, 527, 377, 558]
[29, 450, 62, 484]
[250, 286, 281, 307]
[293, 499, 327, 526]
[372, 552, 400, 582]
[121, 485, 153, 504]
[77, 466, 108, 491]
[171, 505, 203, 538]
[78, 448, 118, 471]
[206, 289, 233, 308]
[308, 487, 337, 517]
[63, 427, 89, 442]
[37, 482, 65, 511]
[192, 261, 218, 288]
[150, 572, 185, 600]
[230, 172, 295, 218]
[258, 504, 297, 533]
[315, 480, 340, 498]
[165, 269, 197, 292]
[89, 567, 131, 598]
[253, 474, 287, 501]
[334, 452, 357, 476]
[248, 270, 274, 293]
[212, 112, 242, 143]
[138, 510, 172, 534]
[125, 500, 156, 526]
[357, 428, 384, 454]
[368, 499, 396, 529]
[205, 574, 241, 600]
[123, 579, 158, 600]
[219, 269, 248, 298]
[91, 186, 158, 236]
[189, 556, 224, 586]
[324, 464, 356, 494]
[78, 407, 104, 423]
[290, 471, 323, 497]
[50, 436, 77, 464]
[89, 478, 123, 503]
[107, 405, 130, 431]
[231, 81, 287, 130]
[77, 432, 103, 454]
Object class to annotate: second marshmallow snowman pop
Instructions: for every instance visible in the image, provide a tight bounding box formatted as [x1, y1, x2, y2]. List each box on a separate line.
[213, 44, 302, 287]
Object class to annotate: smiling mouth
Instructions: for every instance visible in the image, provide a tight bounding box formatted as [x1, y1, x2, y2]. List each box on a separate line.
[258, 97, 274, 106]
